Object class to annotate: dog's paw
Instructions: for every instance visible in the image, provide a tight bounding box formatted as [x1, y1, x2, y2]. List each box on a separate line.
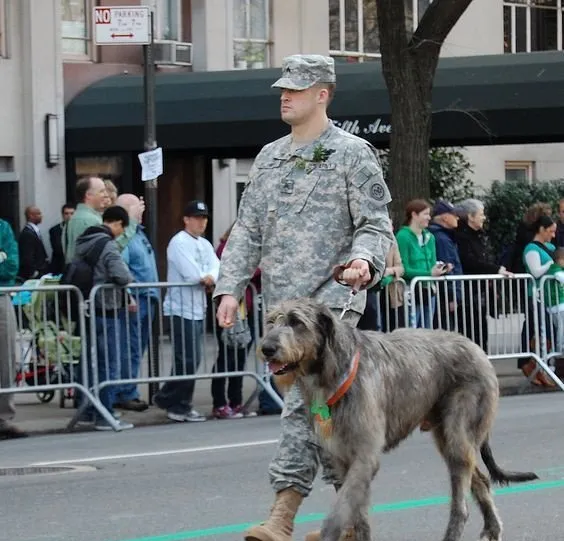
[479, 533, 502, 541]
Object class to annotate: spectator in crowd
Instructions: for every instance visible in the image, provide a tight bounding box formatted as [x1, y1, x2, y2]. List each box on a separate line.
[556, 198, 564, 248]
[64, 176, 139, 263]
[49, 203, 75, 275]
[357, 240, 404, 332]
[112, 194, 158, 413]
[0, 218, 26, 439]
[74, 206, 135, 431]
[104, 180, 118, 208]
[396, 199, 451, 328]
[18, 205, 49, 281]
[429, 200, 463, 331]
[211, 223, 261, 419]
[507, 202, 553, 274]
[520, 215, 557, 387]
[63, 177, 108, 263]
[544, 247, 564, 359]
[455, 199, 512, 353]
[154, 201, 219, 423]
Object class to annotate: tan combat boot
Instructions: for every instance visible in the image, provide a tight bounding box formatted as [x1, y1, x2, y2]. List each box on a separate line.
[244, 488, 303, 541]
[305, 528, 355, 541]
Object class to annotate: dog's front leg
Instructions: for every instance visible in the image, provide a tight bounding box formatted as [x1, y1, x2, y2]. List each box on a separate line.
[320, 454, 379, 541]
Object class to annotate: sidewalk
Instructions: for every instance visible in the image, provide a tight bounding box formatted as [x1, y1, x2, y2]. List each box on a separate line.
[10, 356, 561, 437]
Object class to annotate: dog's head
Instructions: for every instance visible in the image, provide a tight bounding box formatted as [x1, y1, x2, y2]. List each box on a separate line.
[258, 298, 336, 387]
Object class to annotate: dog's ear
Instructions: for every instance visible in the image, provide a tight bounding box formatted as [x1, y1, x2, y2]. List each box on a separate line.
[315, 308, 335, 356]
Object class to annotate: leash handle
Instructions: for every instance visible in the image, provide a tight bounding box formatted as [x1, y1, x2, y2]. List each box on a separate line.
[333, 264, 364, 293]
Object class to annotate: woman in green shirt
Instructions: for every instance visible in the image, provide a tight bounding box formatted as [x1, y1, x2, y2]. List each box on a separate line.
[396, 199, 451, 328]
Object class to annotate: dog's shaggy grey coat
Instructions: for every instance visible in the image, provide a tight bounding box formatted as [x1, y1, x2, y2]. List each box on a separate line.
[259, 298, 538, 541]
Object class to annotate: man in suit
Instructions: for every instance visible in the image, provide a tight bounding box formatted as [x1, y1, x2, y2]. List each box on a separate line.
[49, 203, 75, 275]
[18, 205, 49, 281]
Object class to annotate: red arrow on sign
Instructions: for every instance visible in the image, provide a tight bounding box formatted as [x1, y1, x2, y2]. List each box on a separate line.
[111, 33, 134, 38]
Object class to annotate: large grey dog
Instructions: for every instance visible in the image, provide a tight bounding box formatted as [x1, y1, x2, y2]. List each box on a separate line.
[259, 298, 538, 541]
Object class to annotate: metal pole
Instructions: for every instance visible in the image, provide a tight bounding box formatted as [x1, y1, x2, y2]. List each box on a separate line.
[143, 11, 160, 402]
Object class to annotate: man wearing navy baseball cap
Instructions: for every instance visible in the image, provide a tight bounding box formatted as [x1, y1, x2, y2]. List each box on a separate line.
[429, 199, 463, 330]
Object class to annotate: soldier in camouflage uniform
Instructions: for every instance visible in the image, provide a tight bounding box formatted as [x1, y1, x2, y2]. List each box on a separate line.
[214, 54, 394, 541]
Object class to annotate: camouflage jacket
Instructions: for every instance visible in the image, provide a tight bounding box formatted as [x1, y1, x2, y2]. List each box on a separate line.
[214, 122, 394, 314]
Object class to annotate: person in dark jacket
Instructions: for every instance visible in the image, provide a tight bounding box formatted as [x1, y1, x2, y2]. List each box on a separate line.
[74, 206, 134, 431]
[18, 205, 49, 281]
[429, 200, 463, 331]
[556, 198, 564, 249]
[49, 203, 75, 275]
[455, 199, 513, 353]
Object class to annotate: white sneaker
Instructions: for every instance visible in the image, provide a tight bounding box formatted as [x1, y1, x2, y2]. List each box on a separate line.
[94, 419, 134, 431]
[167, 409, 207, 422]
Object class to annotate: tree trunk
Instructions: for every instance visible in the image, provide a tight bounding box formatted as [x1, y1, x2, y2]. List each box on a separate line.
[375, 0, 474, 225]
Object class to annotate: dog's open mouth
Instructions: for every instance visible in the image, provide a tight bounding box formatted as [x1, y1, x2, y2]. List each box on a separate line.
[268, 361, 300, 376]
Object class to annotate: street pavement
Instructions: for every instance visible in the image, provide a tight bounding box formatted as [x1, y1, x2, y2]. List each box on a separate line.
[1, 393, 563, 541]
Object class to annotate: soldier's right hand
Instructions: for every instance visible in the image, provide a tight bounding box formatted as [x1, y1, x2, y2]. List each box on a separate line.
[217, 295, 239, 328]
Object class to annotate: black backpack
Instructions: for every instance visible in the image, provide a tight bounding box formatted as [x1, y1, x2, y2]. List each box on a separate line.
[60, 236, 111, 320]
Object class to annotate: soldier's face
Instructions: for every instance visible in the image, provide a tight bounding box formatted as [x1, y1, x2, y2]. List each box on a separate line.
[280, 87, 326, 125]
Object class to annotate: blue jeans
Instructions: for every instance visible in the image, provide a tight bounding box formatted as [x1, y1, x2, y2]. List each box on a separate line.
[81, 316, 120, 421]
[413, 297, 437, 329]
[154, 317, 203, 415]
[115, 297, 155, 402]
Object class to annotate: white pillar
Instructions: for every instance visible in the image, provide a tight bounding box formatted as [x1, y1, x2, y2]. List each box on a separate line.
[18, 0, 66, 247]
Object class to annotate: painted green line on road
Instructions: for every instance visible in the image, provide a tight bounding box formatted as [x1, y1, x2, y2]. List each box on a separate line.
[113, 479, 564, 541]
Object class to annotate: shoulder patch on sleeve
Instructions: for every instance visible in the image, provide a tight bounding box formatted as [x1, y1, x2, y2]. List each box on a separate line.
[351, 163, 378, 188]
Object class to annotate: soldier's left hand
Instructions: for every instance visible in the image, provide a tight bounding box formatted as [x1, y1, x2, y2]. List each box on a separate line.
[342, 259, 372, 288]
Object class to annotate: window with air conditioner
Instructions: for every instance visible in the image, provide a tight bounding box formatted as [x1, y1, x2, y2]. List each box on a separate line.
[153, 0, 192, 66]
[504, 0, 563, 53]
[233, 0, 270, 70]
[61, 0, 92, 60]
[329, 0, 432, 63]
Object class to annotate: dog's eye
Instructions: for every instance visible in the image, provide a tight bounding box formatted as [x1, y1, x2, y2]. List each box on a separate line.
[287, 313, 303, 327]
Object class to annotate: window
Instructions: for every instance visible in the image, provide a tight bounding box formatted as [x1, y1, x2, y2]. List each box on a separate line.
[504, 0, 563, 53]
[505, 160, 535, 182]
[0, 0, 7, 58]
[156, 0, 182, 41]
[233, 0, 270, 69]
[329, 0, 432, 62]
[61, 0, 91, 58]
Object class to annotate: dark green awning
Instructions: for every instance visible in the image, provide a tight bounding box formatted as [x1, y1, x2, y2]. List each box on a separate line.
[65, 50, 564, 154]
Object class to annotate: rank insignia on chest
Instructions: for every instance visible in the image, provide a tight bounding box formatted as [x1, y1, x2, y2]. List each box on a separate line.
[280, 178, 295, 194]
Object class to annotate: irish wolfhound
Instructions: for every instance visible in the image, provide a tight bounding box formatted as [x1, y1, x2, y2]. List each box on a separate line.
[259, 298, 538, 541]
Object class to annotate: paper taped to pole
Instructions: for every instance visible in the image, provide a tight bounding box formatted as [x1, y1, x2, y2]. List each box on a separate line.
[138, 147, 163, 181]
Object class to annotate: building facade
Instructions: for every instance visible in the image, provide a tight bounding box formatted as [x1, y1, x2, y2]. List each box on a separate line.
[1, 1, 561, 253]
[0, 0, 66, 239]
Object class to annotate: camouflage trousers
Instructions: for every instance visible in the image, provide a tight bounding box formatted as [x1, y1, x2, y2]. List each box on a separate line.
[268, 309, 360, 497]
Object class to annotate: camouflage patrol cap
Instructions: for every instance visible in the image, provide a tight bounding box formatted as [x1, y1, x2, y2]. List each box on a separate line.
[271, 54, 336, 91]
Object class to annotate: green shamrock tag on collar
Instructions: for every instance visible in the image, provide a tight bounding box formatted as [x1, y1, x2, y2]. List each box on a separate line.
[311, 399, 331, 421]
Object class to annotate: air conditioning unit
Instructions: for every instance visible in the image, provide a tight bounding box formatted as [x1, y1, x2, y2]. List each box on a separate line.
[153, 40, 193, 67]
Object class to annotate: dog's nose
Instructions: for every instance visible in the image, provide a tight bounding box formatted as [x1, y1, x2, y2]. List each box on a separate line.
[261, 344, 277, 358]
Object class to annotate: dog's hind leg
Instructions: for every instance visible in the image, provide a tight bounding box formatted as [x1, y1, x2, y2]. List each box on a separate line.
[432, 425, 475, 541]
[320, 455, 379, 541]
[470, 466, 503, 541]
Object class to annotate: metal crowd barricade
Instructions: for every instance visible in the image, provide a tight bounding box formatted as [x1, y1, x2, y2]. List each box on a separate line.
[408, 274, 564, 391]
[86, 281, 282, 430]
[538, 275, 564, 385]
[371, 277, 409, 332]
[0, 278, 115, 430]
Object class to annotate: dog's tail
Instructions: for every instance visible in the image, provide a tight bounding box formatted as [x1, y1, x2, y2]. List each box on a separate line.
[480, 438, 538, 485]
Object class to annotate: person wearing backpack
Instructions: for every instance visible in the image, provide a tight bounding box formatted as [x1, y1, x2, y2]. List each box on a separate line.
[72, 206, 135, 430]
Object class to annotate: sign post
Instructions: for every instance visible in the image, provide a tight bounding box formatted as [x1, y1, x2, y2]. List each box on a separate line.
[94, 6, 160, 402]
[93, 5, 159, 254]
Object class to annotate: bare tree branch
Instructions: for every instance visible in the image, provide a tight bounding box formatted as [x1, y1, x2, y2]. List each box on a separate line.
[413, 0, 474, 51]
